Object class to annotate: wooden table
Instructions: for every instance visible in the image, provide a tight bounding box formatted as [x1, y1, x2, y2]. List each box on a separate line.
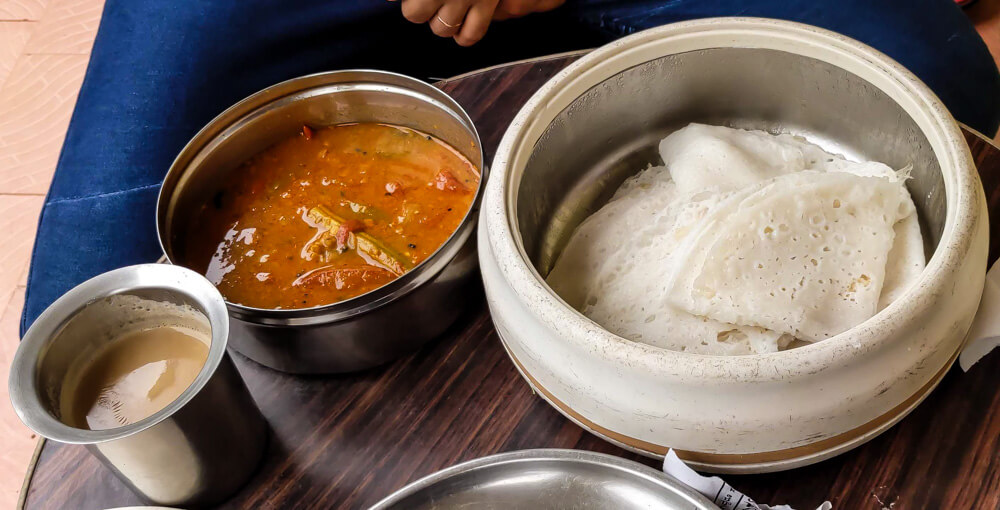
[21, 53, 1000, 510]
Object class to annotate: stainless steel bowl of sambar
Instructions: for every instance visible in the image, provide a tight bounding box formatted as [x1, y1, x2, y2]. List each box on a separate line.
[158, 70, 484, 374]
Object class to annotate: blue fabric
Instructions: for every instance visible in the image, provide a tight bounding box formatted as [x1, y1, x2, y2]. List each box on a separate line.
[21, 0, 1000, 334]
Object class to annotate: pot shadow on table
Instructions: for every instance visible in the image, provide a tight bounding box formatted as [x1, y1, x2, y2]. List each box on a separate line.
[217, 283, 562, 508]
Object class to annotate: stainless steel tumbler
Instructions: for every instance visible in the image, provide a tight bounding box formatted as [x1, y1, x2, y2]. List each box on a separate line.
[9, 264, 267, 507]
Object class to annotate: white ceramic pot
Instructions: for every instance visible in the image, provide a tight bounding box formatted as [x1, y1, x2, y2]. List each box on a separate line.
[479, 18, 988, 473]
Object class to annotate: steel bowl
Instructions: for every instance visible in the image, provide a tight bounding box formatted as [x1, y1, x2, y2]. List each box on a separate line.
[479, 18, 988, 472]
[8, 264, 267, 506]
[369, 449, 716, 509]
[158, 70, 484, 374]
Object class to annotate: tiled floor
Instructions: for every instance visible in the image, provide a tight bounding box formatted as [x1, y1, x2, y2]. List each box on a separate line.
[0, 0, 102, 507]
[0, 1, 998, 507]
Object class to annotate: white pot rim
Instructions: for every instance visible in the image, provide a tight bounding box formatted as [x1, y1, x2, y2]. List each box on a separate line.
[483, 17, 982, 383]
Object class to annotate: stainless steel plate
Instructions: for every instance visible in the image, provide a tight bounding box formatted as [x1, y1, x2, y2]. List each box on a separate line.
[369, 449, 718, 509]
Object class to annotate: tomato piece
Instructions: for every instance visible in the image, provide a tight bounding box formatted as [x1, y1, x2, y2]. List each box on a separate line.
[334, 219, 365, 251]
[433, 170, 464, 191]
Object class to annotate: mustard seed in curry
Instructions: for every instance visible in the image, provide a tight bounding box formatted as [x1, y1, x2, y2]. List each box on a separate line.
[188, 123, 480, 309]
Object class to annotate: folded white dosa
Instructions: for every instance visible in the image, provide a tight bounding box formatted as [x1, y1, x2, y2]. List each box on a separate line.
[546, 124, 924, 354]
[666, 171, 914, 341]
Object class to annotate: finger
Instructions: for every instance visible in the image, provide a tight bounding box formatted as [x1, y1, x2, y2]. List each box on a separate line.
[494, 0, 563, 19]
[454, 0, 497, 46]
[537, 0, 566, 11]
[401, 0, 442, 24]
[429, 1, 471, 37]
[493, 0, 528, 19]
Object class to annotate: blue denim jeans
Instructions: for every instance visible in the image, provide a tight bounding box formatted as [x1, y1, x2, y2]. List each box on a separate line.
[21, 0, 1000, 333]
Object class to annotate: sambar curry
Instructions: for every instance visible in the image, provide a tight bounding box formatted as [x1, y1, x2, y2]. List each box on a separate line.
[188, 123, 480, 309]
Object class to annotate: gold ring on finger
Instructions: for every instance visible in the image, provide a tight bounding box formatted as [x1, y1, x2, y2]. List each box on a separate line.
[435, 15, 463, 28]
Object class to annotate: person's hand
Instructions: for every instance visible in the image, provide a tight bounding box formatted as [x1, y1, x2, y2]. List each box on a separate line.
[493, 0, 565, 20]
[397, 0, 502, 47]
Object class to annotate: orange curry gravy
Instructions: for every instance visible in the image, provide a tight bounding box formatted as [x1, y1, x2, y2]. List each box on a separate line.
[188, 123, 480, 309]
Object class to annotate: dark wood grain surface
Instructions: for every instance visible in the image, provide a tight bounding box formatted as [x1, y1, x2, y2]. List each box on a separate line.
[22, 54, 1000, 510]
